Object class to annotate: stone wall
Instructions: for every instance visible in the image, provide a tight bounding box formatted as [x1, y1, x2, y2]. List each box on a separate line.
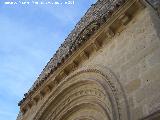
[78, 5, 160, 120]
[17, 1, 160, 120]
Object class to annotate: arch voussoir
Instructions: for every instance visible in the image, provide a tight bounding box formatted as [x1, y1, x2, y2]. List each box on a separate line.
[34, 65, 128, 120]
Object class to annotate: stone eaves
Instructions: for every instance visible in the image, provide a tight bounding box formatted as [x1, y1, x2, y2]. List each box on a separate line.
[18, 0, 126, 106]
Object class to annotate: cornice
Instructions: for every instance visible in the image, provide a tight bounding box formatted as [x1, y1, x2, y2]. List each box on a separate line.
[18, 0, 146, 117]
[19, 0, 126, 106]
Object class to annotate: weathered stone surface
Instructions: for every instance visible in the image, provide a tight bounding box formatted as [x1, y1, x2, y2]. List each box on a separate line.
[18, 0, 126, 106]
[132, 105, 143, 120]
[17, 0, 160, 120]
[125, 79, 141, 94]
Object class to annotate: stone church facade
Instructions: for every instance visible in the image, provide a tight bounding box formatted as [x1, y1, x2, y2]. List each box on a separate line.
[17, 0, 160, 120]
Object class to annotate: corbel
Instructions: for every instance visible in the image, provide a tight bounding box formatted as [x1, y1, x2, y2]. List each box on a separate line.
[40, 91, 45, 99]
[27, 100, 33, 108]
[63, 69, 69, 76]
[106, 28, 115, 39]
[119, 13, 131, 25]
[46, 84, 53, 92]
[54, 77, 60, 85]
[50, 79, 57, 88]
[72, 61, 79, 68]
[92, 40, 101, 51]
[79, 51, 89, 60]
[59, 69, 69, 78]
[21, 107, 27, 115]
[33, 95, 40, 104]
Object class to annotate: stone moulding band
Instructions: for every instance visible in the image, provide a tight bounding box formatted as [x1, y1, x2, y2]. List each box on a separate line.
[33, 65, 129, 120]
[18, 0, 127, 106]
[18, 1, 146, 117]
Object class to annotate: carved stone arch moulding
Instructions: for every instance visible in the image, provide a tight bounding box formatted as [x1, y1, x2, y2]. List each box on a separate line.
[34, 65, 129, 120]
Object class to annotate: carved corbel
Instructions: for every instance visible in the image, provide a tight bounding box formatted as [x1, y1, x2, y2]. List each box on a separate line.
[72, 61, 79, 68]
[21, 101, 32, 115]
[41, 85, 52, 96]
[27, 101, 33, 109]
[33, 95, 40, 104]
[50, 79, 57, 88]
[46, 85, 53, 92]
[40, 91, 45, 99]
[92, 40, 101, 51]
[21, 107, 27, 115]
[119, 14, 131, 25]
[79, 51, 89, 60]
[54, 77, 60, 85]
[63, 69, 69, 76]
[59, 69, 69, 78]
[65, 61, 79, 72]
[32, 98, 37, 105]
[106, 28, 115, 39]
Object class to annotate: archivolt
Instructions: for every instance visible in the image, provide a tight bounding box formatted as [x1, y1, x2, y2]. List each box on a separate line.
[34, 65, 129, 120]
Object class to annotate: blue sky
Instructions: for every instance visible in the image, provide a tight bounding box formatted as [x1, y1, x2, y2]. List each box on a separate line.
[0, 0, 96, 119]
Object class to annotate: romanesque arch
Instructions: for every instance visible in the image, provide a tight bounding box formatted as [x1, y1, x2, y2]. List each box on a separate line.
[34, 65, 129, 120]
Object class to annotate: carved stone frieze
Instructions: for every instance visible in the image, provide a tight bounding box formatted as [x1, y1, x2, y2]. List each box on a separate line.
[16, 0, 160, 119]
[32, 65, 129, 120]
[45, 88, 111, 120]
[18, 0, 126, 106]
[17, 1, 147, 119]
